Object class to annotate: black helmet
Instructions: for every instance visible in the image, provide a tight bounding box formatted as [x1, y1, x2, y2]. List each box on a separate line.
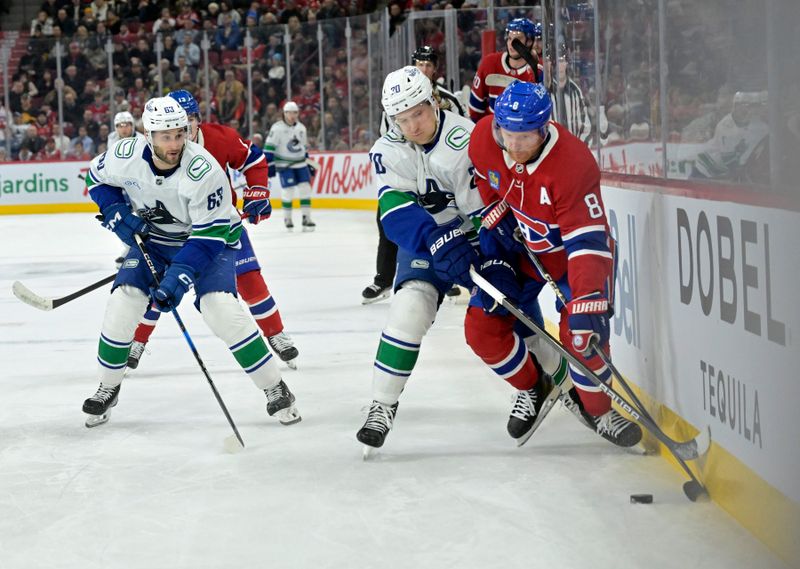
[411, 45, 438, 67]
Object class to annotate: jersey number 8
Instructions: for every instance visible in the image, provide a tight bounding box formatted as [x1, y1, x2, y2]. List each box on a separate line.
[584, 193, 604, 219]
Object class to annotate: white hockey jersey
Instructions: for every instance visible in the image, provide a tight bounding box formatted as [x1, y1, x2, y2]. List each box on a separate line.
[87, 136, 241, 249]
[107, 131, 148, 146]
[371, 109, 483, 256]
[264, 120, 308, 170]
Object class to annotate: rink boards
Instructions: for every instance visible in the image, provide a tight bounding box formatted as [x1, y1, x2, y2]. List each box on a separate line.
[1, 154, 797, 565]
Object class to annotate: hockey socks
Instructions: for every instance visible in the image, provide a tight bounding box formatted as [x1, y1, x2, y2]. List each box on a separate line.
[237, 270, 285, 338]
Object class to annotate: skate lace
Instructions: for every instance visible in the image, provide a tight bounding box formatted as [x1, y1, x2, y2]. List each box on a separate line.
[560, 391, 580, 414]
[364, 402, 395, 433]
[268, 332, 294, 352]
[510, 390, 536, 421]
[596, 411, 629, 438]
[92, 385, 117, 402]
[129, 342, 146, 358]
[264, 381, 286, 403]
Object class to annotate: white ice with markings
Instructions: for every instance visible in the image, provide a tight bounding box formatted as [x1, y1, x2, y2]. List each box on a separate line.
[0, 211, 788, 569]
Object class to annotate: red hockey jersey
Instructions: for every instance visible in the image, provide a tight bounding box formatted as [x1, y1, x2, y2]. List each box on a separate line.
[469, 117, 612, 300]
[469, 52, 539, 123]
[196, 122, 269, 203]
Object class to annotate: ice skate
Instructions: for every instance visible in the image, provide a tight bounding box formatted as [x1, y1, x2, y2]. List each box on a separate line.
[284, 218, 294, 232]
[507, 377, 551, 446]
[83, 383, 121, 428]
[301, 215, 316, 232]
[361, 283, 391, 305]
[357, 400, 398, 458]
[592, 409, 642, 448]
[264, 380, 301, 425]
[127, 340, 147, 370]
[559, 386, 594, 430]
[267, 331, 299, 370]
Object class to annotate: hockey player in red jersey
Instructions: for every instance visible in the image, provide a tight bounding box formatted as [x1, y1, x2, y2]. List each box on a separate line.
[127, 90, 299, 370]
[466, 81, 642, 448]
[468, 18, 541, 123]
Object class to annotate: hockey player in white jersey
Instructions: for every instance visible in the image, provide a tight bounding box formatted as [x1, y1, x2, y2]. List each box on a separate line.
[82, 96, 301, 428]
[356, 66, 485, 454]
[264, 101, 316, 232]
[108, 111, 148, 268]
[107, 111, 147, 145]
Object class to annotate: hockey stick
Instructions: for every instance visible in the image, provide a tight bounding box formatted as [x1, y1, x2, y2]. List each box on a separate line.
[512, 227, 710, 462]
[516, 373, 575, 447]
[470, 267, 708, 502]
[134, 235, 245, 450]
[12, 273, 116, 311]
[511, 38, 539, 74]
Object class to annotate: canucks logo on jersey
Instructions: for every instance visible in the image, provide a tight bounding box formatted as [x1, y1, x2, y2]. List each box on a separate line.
[137, 200, 180, 225]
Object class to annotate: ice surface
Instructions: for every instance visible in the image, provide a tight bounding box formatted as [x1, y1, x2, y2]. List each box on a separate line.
[0, 212, 788, 569]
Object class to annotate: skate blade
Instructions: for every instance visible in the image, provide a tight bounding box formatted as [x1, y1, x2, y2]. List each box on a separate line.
[362, 445, 376, 460]
[361, 291, 390, 305]
[277, 406, 302, 425]
[285, 358, 298, 370]
[517, 387, 562, 447]
[302, 226, 315, 232]
[85, 412, 111, 428]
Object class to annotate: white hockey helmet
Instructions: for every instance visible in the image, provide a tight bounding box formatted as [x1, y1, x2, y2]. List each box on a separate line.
[113, 111, 134, 126]
[283, 101, 299, 113]
[381, 65, 435, 118]
[141, 96, 189, 135]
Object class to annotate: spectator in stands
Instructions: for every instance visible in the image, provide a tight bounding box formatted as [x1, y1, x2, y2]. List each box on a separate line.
[296, 79, 320, 123]
[96, 124, 110, 149]
[136, 0, 160, 23]
[69, 125, 94, 155]
[21, 125, 46, 156]
[116, 22, 138, 44]
[176, 0, 201, 28]
[61, 89, 83, 125]
[0, 147, 8, 163]
[62, 65, 86, 96]
[55, 9, 77, 37]
[152, 7, 177, 34]
[218, 89, 245, 125]
[51, 128, 71, 156]
[63, 41, 91, 73]
[33, 111, 53, 139]
[40, 0, 58, 18]
[90, 0, 112, 23]
[175, 17, 199, 45]
[18, 145, 35, 162]
[87, 92, 109, 123]
[216, 69, 245, 105]
[151, 59, 177, 94]
[206, 2, 220, 23]
[215, 13, 242, 50]
[130, 38, 157, 69]
[67, 139, 92, 160]
[174, 33, 201, 69]
[81, 109, 99, 140]
[31, 10, 55, 36]
[280, 0, 303, 23]
[160, 34, 177, 65]
[175, 55, 198, 83]
[36, 137, 61, 161]
[316, 0, 344, 19]
[218, 1, 241, 26]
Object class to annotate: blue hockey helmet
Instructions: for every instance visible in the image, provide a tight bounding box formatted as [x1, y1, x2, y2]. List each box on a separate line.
[493, 81, 552, 134]
[532, 22, 542, 38]
[168, 89, 200, 117]
[505, 18, 537, 40]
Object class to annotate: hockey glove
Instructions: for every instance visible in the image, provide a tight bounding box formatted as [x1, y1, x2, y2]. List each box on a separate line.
[100, 203, 149, 248]
[475, 258, 520, 316]
[307, 161, 317, 177]
[241, 185, 272, 224]
[566, 292, 610, 353]
[268, 164, 277, 178]
[479, 200, 524, 258]
[151, 263, 194, 312]
[426, 224, 479, 288]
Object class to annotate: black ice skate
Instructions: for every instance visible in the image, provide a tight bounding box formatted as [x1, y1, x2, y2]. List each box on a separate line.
[83, 383, 121, 428]
[284, 218, 294, 231]
[559, 386, 595, 430]
[301, 215, 316, 232]
[264, 380, 301, 425]
[361, 283, 391, 305]
[445, 285, 461, 297]
[127, 340, 147, 369]
[357, 400, 399, 458]
[267, 332, 299, 370]
[592, 409, 642, 448]
[507, 377, 551, 445]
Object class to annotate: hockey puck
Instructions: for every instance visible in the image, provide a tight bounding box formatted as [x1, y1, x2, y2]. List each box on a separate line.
[630, 493, 653, 504]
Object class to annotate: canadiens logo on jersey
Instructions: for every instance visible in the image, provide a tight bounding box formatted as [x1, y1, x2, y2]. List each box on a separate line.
[488, 169, 501, 190]
[512, 207, 563, 253]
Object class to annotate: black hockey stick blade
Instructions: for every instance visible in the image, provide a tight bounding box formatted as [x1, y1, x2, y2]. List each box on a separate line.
[511, 38, 539, 71]
[12, 273, 116, 311]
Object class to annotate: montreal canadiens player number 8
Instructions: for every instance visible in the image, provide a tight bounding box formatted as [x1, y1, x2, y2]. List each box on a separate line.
[82, 96, 301, 428]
